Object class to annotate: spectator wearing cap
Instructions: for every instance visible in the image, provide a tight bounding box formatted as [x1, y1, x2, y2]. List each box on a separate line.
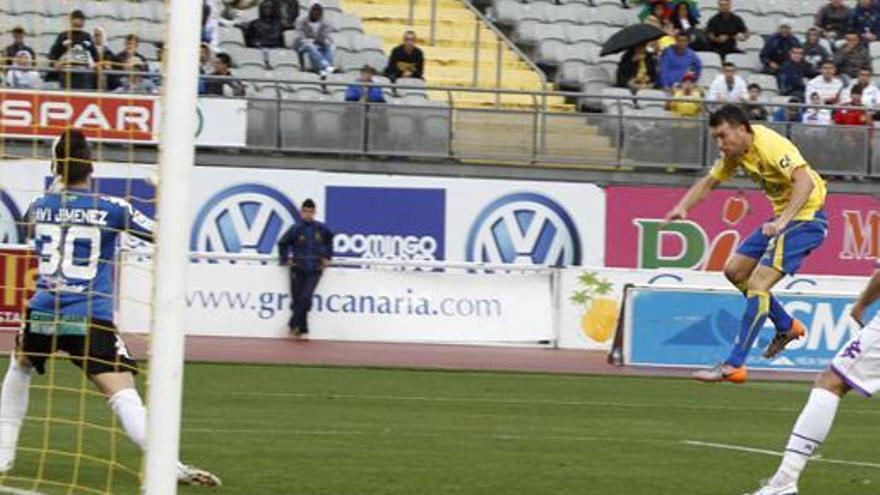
[803, 91, 833, 125]
[659, 33, 702, 89]
[345, 65, 386, 102]
[48, 10, 99, 89]
[851, 0, 880, 41]
[202, 52, 246, 96]
[834, 83, 871, 124]
[5, 51, 42, 89]
[384, 31, 424, 83]
[293, 0, 335, 77]
[277, 198, 333, 339]
[778, 46, 814, 98]
[816, 0, 852, 40]
[843, 66, 880, 107]
[4, 27, 35, 66]
[707, 62, 748, 103]
[744, 83, 768, 121]
[807, 59, 845, 105]
[803, 28, 832, 75]
[835, 32, 871, 78]
[666, 72, 704, 116]
[772, 96, 804, 122]
[760, 19, 801, 75]
[705, 0, 749, 58]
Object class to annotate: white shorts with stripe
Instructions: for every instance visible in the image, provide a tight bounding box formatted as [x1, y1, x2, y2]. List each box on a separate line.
[831, 314, 880, 397]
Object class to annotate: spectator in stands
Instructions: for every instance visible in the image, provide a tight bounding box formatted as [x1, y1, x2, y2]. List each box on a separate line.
[707, 62, 748, 102]
[761, 19, 801, 75]
[5, 51, 41, 89]
[4, 27, 35, 66]
[807, 59, 845, 103]
[115, 61, 155, 95]
[200, 42, 214, 76]
[744, 83, 769, 120]
[705, 0, 749, 59]
[835, 31, 871, 78]
[778, 46, 813, 98]
[665, 72, 704, 116]
[834, 83, 870, 124]
[659, 33, 702, 89]
[93, 27, 119, 91]
[345, 65, 386, 103]
[773, 96, 804, 122]
[48, 10, 99, 90]
[616, 45, 658, 91]
[803, 28, 832, 75]
[202, 52, 246, 96]
[202, 2, 219, 50]
[294, 1, 335, 77]
[268, 0, 300, 30]
[643, 0, 669, 28]
[243, 0, 285, 48]
[843, 66, 880, 107]
[384, 31, 424, 83]
[851, 0, 880, 41]
[671, 2, 703, 48]
[115, 34, 148, 67]
[816, 0, 852, 40]
[803, 91, 833, 124]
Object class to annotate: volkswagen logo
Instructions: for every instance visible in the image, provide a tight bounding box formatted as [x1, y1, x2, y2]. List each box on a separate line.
[466, 192, 581, 266]
[0, 190, 22, 244]
[190, 184, 300, 255]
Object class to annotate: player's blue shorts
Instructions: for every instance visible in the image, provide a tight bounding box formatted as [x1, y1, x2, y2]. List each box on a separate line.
[736, 210, 828, 275]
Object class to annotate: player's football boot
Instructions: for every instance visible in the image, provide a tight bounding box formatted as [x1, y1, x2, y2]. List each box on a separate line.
[177, 462, 222, 487]
[763, 319, 807, 359]
[692, 363, 747, 383]
[744, 480, 798, 495]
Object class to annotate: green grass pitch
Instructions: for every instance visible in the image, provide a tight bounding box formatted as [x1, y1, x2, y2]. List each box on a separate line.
[1, 360, 879, 494]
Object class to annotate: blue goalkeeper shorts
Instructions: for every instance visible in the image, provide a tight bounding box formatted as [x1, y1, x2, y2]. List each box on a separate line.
[736, 210, 828, 275]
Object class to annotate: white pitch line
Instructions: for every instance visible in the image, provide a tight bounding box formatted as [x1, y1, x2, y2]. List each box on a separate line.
[0, 487, 47, 495]
[682, 440, 880, 469]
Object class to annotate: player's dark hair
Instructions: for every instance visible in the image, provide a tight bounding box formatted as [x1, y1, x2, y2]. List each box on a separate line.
[302, 198, 316, 209]
[53, 128, 93, 185]
[708, 104, 752, 132]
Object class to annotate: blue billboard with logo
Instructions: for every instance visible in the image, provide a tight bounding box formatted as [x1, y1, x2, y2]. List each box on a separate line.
[625, 287, 880, 371]
[326, 186, 445, 261]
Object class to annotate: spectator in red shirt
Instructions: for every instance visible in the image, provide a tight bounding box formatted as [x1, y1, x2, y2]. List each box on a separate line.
[833, 83, 870, 125]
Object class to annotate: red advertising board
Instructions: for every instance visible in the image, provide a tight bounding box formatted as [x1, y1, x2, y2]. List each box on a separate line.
[0, 246, 36, 329]
[0, 89, 157, 142]
[606, 186, 880, 276]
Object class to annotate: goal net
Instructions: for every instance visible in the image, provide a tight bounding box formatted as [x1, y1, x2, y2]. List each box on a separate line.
[0, 1, 199, 493]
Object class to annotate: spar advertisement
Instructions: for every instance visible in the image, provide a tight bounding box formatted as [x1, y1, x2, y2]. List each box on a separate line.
[606, 186, 880, 276]
[1, 161, 598, 342]
[0, 89, 246, 147]
[623, 286, 880, 371]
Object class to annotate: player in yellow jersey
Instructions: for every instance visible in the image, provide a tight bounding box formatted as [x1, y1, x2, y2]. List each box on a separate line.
[664, 105, 828, 384]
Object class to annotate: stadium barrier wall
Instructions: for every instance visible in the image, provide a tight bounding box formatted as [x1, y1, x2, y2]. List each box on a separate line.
[0, 89, 246, 147]
[619, 285, 880, 372]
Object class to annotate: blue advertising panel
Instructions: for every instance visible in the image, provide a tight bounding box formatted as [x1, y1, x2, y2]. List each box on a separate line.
[626, 287, 880, 371]
[325, 186, 446, 261]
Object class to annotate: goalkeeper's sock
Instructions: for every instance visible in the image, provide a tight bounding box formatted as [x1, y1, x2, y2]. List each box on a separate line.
[108, 388, 147, 451]
[769, 388, 840, 487]
[0, 358, 31, 463]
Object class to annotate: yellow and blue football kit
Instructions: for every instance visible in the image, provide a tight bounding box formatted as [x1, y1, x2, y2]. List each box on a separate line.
[709, 125, 828, 368]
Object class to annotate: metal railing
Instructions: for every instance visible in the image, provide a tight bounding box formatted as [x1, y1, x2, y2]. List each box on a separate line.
[3, 70, 880, 177]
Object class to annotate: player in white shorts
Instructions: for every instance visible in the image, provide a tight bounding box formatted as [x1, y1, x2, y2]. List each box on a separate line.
[746, 269, 880, 495]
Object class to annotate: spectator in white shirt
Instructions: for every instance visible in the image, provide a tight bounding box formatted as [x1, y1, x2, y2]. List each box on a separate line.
[842, 66, 880, 108]
[802, 91, 833, 125]
[5, 50, 42, 88]
[707, 62, 748, 103]
[805, 60, 844, 105]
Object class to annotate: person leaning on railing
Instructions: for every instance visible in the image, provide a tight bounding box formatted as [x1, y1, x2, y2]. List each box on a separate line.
[201, 52, 246, 97]
[665, 72, 704, 116]
[3, 26, 35, 67]
[743, 83, 768, 121]
[4, 51, 42, 89]
[345, 64, 386, 103]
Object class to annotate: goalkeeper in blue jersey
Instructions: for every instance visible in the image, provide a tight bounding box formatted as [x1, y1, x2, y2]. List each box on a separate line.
[0, 129, 221, 486]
